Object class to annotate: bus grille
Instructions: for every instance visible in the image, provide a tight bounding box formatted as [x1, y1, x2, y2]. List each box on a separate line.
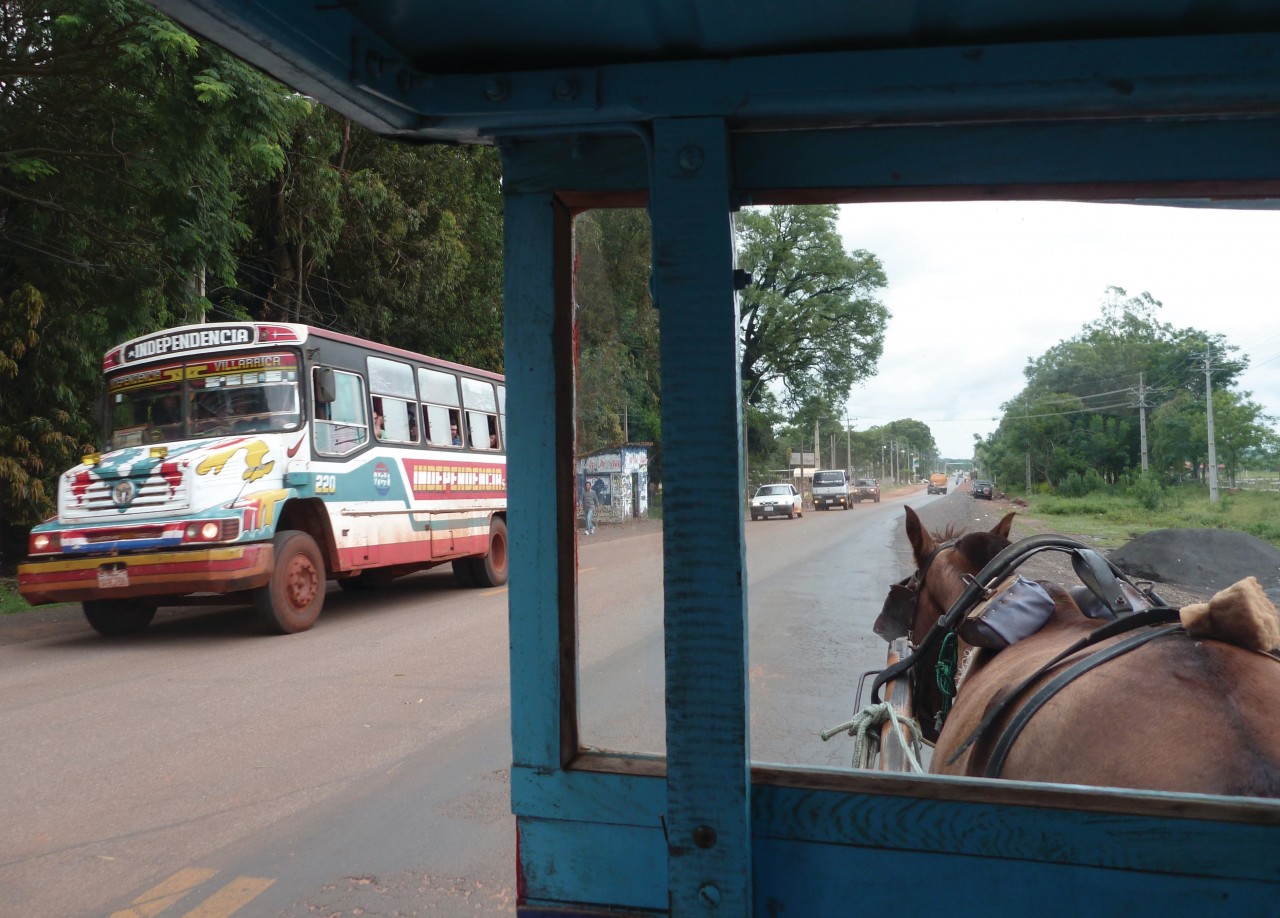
[62, 471, 190, 518]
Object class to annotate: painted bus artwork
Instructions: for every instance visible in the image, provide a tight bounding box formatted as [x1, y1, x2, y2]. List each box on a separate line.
[18, 322, 507, 636]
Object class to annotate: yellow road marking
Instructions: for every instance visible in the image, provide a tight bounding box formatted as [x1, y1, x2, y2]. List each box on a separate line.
[110, 867, 217, 918]
[178, 876, 275, 918]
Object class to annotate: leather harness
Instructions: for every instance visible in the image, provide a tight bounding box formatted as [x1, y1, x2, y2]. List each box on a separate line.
[872, 533, 1181, 777]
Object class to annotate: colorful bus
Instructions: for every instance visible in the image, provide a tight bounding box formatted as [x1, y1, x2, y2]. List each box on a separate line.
[18, 322, 507, 636]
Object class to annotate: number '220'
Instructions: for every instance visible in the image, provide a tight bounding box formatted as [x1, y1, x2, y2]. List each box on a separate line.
[315, 474, 337, 494]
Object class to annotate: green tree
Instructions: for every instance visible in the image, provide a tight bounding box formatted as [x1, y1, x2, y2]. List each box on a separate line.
[227, 107, 505, 370]
[572, 209, 661, 468]
[986, 287, 1246, 486]
[737, 205, 889, 412]
[1, 0, 306, 558]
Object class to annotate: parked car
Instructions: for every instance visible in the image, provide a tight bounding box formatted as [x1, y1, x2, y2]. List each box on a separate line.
[851, 478, 880, 503]
[972, 480, 994, 500]
[751, 483, 803, 520]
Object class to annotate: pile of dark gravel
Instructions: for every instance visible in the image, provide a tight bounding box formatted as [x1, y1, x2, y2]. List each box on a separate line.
[1109, 528, 1280, 604]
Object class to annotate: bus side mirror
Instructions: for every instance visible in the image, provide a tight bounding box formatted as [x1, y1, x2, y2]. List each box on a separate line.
[315, 367, 336, 404]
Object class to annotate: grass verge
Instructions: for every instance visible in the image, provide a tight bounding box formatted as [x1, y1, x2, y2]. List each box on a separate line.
[1018, 484, 1280, 551]
[0, 578, 39, 616]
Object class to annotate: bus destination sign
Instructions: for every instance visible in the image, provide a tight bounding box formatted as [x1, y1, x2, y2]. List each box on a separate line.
[123, 325, 256, 363]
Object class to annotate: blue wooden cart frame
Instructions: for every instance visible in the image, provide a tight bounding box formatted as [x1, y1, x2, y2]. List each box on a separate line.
[145, 4, 1280, 913]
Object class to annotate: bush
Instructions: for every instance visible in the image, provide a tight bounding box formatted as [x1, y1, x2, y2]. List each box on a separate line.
[1128, 472, 1165, 511]
[1057, 468, 1106, 497]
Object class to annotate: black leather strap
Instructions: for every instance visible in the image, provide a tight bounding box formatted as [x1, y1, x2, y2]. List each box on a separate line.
[982, 623, 1183, 777]
[946, 606, 1183, 765]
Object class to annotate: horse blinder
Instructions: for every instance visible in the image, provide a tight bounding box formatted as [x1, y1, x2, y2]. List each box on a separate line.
[874, 576, 919, 641]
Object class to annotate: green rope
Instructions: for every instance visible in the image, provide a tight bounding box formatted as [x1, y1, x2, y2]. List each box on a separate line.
[822, 703, 926, 773]
[936, 631, 959, 726]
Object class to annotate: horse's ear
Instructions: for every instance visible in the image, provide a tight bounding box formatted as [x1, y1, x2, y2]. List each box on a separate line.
[991, 512, 1016, 540]
[905, 505, 935, 565]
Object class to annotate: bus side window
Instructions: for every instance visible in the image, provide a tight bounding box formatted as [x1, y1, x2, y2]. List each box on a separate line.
[466, 410, 498, 450]
[460, 377, 498, 450]
[419, 367, 463, 447]
[368, 356, 418, 444]
[314, 368, 368, 456]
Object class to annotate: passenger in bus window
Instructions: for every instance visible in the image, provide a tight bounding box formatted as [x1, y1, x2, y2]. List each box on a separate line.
[372, 398, 386, 440]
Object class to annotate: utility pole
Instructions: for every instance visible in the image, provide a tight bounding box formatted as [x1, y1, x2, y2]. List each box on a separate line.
[1136, 373, 1149, 473]
[1203, 346, 1220, 503]
[845, 414, 853, 473]
[1024, 398, 1032, 495]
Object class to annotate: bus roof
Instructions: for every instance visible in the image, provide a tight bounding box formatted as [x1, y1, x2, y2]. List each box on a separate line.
[103, 321, 503, 382]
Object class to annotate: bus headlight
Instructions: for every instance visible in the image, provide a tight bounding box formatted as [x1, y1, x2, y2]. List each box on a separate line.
[30, 532, 60, 553]
[183, 520, 239, 542]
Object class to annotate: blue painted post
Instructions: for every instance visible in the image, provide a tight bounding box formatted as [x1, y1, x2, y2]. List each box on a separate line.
[504, 191, 571, 773]
[650, 119, 752, 913]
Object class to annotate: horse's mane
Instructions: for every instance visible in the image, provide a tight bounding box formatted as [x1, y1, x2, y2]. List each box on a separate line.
[925, 526, 1014, 609]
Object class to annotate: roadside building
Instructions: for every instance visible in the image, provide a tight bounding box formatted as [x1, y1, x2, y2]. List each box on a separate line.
[577, 444, 652, 528]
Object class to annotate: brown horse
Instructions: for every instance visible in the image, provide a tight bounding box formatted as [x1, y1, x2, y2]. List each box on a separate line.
[875, 506, 1280, 797]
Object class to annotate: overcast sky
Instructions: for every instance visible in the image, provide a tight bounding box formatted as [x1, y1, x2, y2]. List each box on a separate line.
[835, 200, 1280, 461]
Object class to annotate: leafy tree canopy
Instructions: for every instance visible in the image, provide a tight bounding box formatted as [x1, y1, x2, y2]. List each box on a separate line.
[737, 205, 889, 412]
[982, 287, 1266, 489]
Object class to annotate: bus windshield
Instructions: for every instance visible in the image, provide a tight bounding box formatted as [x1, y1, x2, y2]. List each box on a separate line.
[107, 352, 302, 448]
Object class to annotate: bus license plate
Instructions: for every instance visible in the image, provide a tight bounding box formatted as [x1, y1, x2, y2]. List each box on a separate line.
[97, 566, 129, 589]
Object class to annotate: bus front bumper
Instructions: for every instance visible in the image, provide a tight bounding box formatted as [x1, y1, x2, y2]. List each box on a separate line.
[17, 544, 275, 605]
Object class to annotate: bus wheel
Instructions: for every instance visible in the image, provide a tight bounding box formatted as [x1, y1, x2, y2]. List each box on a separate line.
[469, 517, 509, 588]
[82, 599, 156, 636]
[255, 530, 325, 634]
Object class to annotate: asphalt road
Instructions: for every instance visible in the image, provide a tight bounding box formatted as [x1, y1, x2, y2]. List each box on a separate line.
[0, 484, 943, 918]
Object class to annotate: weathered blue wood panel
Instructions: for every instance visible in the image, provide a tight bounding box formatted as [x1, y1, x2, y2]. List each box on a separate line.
[518, 818, 668, 913]
[500, 118, 1280, 200]
[752, 779, 1280, 882]
[651, 119, 752, 914]
[511, 764, 667, 826]
[752, 837, 1279, 915]
[505, 191, 569, 772]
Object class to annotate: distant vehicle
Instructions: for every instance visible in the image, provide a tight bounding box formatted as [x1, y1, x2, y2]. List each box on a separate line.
[973, 480, 994, 500]
[927, 473, 948, 495]
[750, 483, 803, 520]
[812, 469, 852, 510]
[852, 478, 880, 503]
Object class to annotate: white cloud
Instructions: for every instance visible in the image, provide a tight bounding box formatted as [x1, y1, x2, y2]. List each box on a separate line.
[838, 200, 1280, 460]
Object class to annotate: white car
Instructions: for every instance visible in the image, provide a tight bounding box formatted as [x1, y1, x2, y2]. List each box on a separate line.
[751, 483, 803, 520]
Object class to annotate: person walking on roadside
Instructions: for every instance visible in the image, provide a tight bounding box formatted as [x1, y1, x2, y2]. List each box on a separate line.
[584, 483, 599, 535]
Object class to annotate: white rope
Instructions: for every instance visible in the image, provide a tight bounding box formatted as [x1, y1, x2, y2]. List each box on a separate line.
[822, 703, 926, 773]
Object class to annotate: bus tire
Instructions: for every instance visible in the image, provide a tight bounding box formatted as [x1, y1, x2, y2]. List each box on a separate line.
[469, 516, 509, 588]
[255, 530, 325, 634]
[83, 599, 156, 637]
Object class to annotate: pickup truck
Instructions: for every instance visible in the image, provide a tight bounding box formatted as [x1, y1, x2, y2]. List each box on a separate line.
[851, 478, 880, 503]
